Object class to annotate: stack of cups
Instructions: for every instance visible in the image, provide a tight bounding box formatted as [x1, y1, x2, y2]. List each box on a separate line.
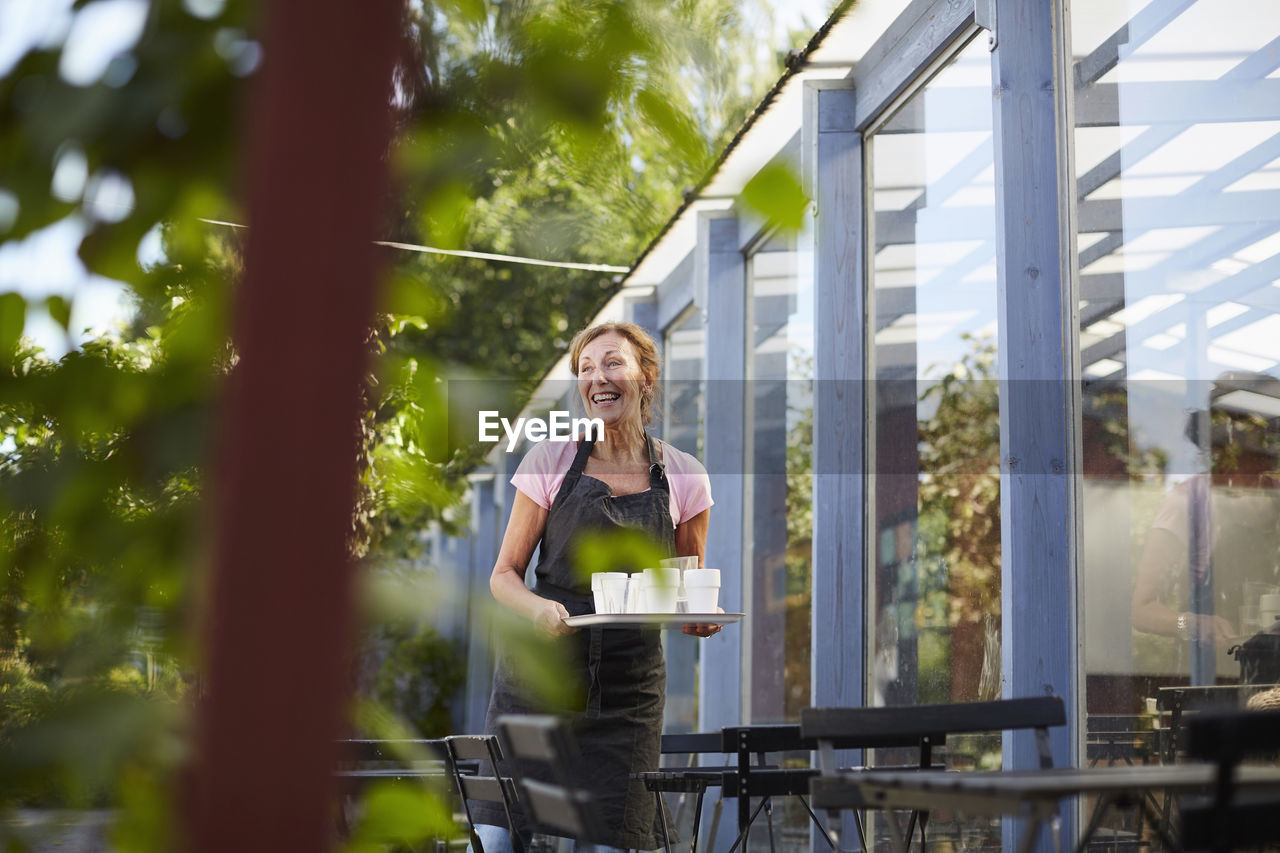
[682, 569, 721, 614]
[591, 572, 630, 614]
[660, 556, 699, 611]
[589, 565, 714, 614]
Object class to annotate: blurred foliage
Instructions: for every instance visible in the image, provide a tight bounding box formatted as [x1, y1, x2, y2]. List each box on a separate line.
[0, 0, 806, 844]
[371, 624, 466, 738]
[783, 354, 813, 720]
[741, 161, 810, 233]
[915, 334, 1001, 701]
[571, 528, 667, 581]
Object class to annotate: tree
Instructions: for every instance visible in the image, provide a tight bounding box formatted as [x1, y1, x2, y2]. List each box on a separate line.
[916, 334, 1001, 702]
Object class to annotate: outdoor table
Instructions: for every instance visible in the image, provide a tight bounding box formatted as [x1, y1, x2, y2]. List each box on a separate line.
[811, 763, 1280, 853]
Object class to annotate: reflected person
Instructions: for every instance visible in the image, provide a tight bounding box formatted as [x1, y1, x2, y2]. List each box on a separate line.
[1132, 385, 1280, 678]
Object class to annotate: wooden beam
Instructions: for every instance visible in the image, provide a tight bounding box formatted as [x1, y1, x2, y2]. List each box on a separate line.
[699, 212, 745, 733]
[809, 81, 865, 850]
[850, 0, 977, 132]
[990, 1, 1078, 842]
[191, 0, 400, 849]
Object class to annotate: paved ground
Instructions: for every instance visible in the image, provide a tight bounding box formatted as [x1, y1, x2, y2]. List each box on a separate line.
[2, 812, 113, 852]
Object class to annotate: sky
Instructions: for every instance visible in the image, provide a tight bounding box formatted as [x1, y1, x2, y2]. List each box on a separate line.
[0, 0, 838, 358]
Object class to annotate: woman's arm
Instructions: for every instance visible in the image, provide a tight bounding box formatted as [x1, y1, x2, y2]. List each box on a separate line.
[675, 508, 709, 565]
[1132, 527, 1234, 646]
[675, 508, 718, 637]
[490, 491, 573, 638]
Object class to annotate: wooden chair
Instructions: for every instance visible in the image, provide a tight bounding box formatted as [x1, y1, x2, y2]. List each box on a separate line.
[444, 735, 526, 853]
[1181, 707, 1280, 852]
[800, 696, 1067, 852]
[496, 714, 604, 843]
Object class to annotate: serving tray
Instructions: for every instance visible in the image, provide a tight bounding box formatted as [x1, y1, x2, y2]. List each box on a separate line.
[562, 612, 744, 629]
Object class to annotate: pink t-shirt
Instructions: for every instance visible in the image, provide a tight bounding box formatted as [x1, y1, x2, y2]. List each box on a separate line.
[511, 438, 713, 527]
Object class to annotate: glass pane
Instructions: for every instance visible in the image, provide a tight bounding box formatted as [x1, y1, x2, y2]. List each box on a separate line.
[1075, 0, 1280, 769]
[747, 229, 814, 726]
[662, 306, 705, 735]
[746, 226, 814, 849]
[867, 27, 1000, 791]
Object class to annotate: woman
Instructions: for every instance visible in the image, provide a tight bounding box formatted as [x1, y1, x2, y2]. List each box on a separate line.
[472, 322, 717, 853]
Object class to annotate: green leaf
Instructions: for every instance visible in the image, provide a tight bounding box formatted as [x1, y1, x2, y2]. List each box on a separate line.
[45, 295, 73, 331]
[572, 528, 667, 581]
[740, 162, 809, 232]
[0, 292, 26, 358]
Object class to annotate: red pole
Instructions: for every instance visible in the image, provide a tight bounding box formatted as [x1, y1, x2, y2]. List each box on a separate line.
[191, 1, 400, 849]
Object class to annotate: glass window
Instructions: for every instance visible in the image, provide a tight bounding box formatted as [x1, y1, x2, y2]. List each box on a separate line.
[747, 229, 814, 725]
[662, 305, 705, 734]
[1074, 0, 1280, 747]
[869, 34, 999, 716]
[745, 225, 815, 850]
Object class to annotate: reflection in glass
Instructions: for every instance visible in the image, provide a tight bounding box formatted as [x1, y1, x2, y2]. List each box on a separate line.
[869, 35, 1000, 716]
[746, 227, 814, 851]
[1075, 0, 1280, 752]
[747, 228, 814, 725]
[662, 306, 705, 734]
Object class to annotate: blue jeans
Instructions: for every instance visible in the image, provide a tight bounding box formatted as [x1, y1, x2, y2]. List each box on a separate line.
[469, 823, 633, 853]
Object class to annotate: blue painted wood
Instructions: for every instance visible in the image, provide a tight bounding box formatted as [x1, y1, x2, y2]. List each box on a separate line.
[699, 211, 746, 739]
[465, 475, 498, 733]
[990, 0, 1079, 849]
[657, 250, 696, 332]
[810, 83, 865, 716]
[810, 81, 867, 852]
[851, 0, 977, 131]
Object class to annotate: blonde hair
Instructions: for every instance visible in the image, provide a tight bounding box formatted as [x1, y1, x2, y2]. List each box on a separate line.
[568, 322, 661, 426]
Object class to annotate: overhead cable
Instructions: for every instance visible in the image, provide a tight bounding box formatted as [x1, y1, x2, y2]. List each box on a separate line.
[197, 218, 629, 273]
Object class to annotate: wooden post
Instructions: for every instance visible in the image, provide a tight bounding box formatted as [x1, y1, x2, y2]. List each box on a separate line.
[191, 0, 400, 849]
[989, 0, 1080, 848]
[808, 78, 866, 850]
[699, 210, 746, 736]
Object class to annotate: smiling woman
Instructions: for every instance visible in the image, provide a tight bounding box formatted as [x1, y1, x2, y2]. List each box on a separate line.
[475, 320, 715, 853]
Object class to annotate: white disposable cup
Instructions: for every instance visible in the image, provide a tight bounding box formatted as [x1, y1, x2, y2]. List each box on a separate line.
[597, 572, 630, 614]
[624, 576, 644, 613]
[1261, 593, 1280, 629]
[591, 574, 607, 614]
[661, 556, 698, 607]
[642, 567, 680, 613]
[661, 556, 699, 572]
[683, 569, 721, 614]
[644, 583, 679, 613]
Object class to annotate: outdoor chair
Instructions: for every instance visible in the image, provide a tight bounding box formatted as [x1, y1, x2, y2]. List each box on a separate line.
[1180, 707, 1280, 852]
[333, 738, 464, 843]
[640, 725, 851, 853]
[800, 695, 1067, 852]
[638, 731, 727, 853]
[444, 735, 526, 853]
[496, 714, 605, 843]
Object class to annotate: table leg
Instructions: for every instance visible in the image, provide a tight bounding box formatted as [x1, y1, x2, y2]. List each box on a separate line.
[690, 789, 706, 853]
[883, 810, 910, 853]
[656, 792, 672, 853]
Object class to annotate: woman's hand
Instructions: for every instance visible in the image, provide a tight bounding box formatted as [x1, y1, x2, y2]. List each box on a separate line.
[682, 607, 724, 638]
[533, 598, 574, 638]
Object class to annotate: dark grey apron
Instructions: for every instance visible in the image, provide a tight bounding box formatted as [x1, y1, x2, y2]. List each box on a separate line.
[476, 434, 673, 849]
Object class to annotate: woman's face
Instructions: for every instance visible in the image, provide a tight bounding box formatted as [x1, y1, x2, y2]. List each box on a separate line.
[576, 331, 648, 430]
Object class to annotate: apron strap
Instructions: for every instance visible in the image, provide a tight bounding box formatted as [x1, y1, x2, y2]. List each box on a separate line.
[554, 436, 596, 505]
[646, 433, 667, 490]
